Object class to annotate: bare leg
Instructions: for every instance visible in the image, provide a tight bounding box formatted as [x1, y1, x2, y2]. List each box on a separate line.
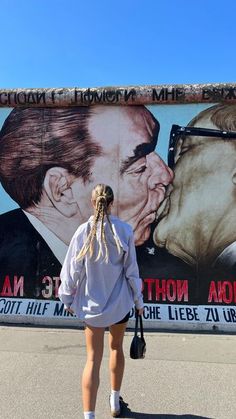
[109, 321, 127, 391]
[82, 324, 105, 412]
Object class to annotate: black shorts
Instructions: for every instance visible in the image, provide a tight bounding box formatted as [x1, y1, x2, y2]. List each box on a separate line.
[115, 312, 130, 324]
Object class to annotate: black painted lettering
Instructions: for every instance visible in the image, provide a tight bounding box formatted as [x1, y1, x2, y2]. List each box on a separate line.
[26, 301, 34, 315]
[105, 91, 116, 103]
[7, 93, 15, 105]
[27, 93, 36, 104]
[0, 93, 8, 105]
[94, 91, 103, 102]
[223, 308, 232, 322]
[178, 308, 186, 320]
[224, 87, 236, 100]
[51, 91, 56, 104]
[168, 305, 175, 320]
[205, 307, 219, 322]
[83, 89, 94, 104]
[185, 307, 200, 321]
[176, 88, 184, 100]
[36, 302, 42, 315]
[164, 88, 175, 101]
[54, 302, 64, 316]
[15, 301, 22, 314]
[124, 89, 136, 102]
[42, 302, 50, 315]
[205, 308, 211, 321]
[0, 298, 6, 313]
[16, 92, 27, 105]
[202, 89, 210, 100]
[3, 301, 11, 314]
[149, 306, 159, 319]
[193, 307, 200, 321]
[152, 88, 165, 101]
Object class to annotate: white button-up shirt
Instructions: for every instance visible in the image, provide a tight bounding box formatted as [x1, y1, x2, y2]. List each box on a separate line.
[58, 215, 143, 327]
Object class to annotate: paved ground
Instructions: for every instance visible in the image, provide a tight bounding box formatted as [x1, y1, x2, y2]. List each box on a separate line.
[0, 325, 235, 419]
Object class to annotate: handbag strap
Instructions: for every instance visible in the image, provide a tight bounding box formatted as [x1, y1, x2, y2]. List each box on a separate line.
[134, 310, 144, 339]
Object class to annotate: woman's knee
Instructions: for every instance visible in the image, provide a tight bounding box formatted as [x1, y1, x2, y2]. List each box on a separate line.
[109, 322, 126, 351]
[86, 350, 103, 365]
[109, 340, 124, 352]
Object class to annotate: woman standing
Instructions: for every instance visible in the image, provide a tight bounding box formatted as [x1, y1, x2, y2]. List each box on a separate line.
[59, 184, 144, 419]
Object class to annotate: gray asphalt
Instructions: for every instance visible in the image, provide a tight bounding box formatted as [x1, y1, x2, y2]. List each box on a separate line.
[0, 325, 235, 419]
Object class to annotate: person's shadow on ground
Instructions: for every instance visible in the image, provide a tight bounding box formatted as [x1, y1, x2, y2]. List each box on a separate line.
[121, 415, 211, 419]
[120, 401, 212, 419]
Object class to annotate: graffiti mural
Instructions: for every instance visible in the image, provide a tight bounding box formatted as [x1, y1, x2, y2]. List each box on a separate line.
[0, 84, 236, 329]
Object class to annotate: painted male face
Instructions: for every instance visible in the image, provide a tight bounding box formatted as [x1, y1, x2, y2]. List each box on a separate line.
[154, 117, 236, 264]
[71, 106, 173, 245]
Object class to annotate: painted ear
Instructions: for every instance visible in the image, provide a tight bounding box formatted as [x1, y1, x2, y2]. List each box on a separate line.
[43, 167, 78, 217]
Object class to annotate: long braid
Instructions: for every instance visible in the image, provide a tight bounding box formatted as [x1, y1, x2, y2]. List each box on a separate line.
[89, 205, 100, 258]
[76, 205, 100, 261]
[77, 184, 121, 262]
[106, 210, 121, 255]
[95, 199, 106, 261]
[99, 204, 109, 262]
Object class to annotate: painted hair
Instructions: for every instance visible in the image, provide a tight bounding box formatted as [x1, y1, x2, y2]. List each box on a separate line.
[0, 107, 102, 209]
[188, 104, 236, 131]
[77, 184, 121, 263]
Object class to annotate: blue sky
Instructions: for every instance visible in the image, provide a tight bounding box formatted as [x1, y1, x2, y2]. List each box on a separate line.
[1, 0, 235, 88]
[0, 0, 235, 213]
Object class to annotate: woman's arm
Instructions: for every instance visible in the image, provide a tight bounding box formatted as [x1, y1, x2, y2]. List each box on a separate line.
[124, 230, 144, 312]
[58, 232, 84, 309]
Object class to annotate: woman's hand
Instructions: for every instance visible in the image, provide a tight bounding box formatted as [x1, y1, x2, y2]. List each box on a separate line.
[137, 307, 144, 316]
[65, 307, 74, 315]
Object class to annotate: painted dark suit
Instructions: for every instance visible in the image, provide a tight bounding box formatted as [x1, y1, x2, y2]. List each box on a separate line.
[0, 209, 61, 298]
[136, 223, 198, 304]
[136, 223, 236, 305]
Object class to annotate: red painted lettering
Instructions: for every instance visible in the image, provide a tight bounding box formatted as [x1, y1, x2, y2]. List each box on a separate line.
[13, 275, 24, 297]
[1, 275, 13, 297]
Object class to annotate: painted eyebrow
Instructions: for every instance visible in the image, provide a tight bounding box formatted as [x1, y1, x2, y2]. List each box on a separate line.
[120, 140, 157, 175]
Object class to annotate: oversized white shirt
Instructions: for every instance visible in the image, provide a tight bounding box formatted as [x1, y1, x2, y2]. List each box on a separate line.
[58, 215, 144, 327]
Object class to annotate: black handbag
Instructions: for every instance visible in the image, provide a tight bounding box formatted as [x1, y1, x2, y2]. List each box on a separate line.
[130, 311, 146, 359]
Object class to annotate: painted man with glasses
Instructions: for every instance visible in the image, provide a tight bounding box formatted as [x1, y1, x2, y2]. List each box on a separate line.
[154, 103, 236, 278]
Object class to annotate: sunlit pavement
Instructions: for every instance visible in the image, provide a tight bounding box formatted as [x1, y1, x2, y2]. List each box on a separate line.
[0, 325, 235, 419]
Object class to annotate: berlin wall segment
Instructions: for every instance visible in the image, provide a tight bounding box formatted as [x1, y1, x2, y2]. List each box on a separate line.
[0, 82, 236, 332]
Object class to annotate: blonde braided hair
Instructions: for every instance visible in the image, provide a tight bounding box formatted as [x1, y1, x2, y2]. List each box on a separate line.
[77, 184, 121, 263]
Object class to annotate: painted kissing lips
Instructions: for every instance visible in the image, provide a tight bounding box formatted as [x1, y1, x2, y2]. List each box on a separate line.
[156, 185, 166, 196]
[134, 211, 156, 236]
[139, 225, 151, 244]
[141, 211, 156, 224]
